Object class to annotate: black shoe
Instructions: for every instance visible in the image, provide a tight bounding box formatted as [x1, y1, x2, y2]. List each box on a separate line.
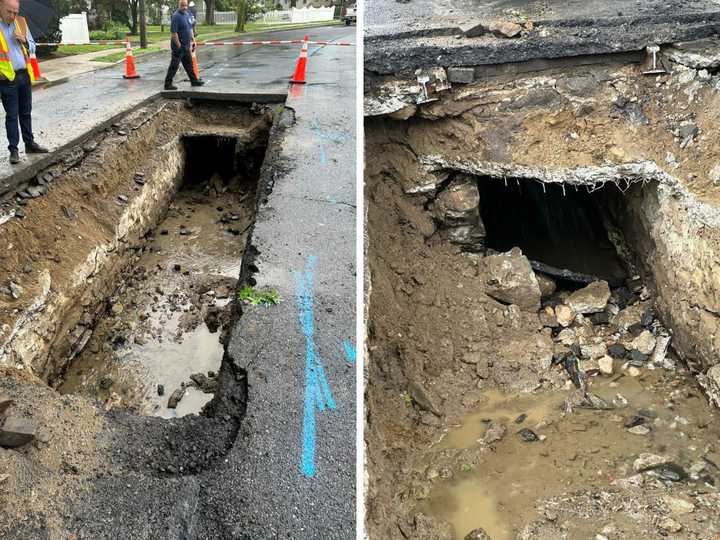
[164, 83, 177, 90]
[9, 150, 20, 164]
[25, 142, 48, 154]
[191, 79, 205, 87]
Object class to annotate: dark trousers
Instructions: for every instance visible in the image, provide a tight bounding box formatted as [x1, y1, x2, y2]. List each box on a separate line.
[164, 45, 197, 86]
[0, 70, 34, 153]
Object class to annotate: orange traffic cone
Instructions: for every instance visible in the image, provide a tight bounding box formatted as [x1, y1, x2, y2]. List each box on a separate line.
[191, 49, 200, 80]
[29, 52, 41, 80]
[290, 35, 309, 84]
[123, 39, 140, 79]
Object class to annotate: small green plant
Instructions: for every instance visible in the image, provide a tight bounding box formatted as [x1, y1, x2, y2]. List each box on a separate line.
[237, 286, 281, 306]
[461, 463, 475, 472]
[401, 392, 413, 407]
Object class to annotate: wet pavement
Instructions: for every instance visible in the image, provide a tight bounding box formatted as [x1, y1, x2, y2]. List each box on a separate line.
[196, 26, 357, 538]
[0, 25, 352, 193]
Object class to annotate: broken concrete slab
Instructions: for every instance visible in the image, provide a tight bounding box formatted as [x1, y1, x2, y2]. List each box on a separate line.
[488, 20, 523, 39]
[484, 248, 542, 311]
[666, 38, 720, 69]
[0, 416, 37, 448]
[458, 20, 486, 39]
[566, 281, 611, 314]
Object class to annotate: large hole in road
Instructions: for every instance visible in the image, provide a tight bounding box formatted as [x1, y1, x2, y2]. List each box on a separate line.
[0, 99, 275, 419]
[366, 73, 720, 538]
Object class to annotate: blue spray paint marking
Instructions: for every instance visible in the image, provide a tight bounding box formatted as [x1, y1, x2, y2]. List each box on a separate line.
[310, 119, 348, 166]
[293, 256, 337, 478]
[342, 340, 356, 364]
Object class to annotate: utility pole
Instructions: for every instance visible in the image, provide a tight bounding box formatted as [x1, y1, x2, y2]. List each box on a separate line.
[140, 0, 148, 49]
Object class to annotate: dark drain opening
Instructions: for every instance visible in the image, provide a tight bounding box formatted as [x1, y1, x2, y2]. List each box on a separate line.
[477, 178, 629, 288]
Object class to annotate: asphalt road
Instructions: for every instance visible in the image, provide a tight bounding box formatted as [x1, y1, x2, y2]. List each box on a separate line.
[0, 25, 353, 187]
[200, 31, 357, 537]
[364, 0, 720, 73]
[0, 24, 357, 539]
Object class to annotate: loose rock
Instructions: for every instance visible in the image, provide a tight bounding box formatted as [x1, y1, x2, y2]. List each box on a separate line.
[464, 528, 492, 540]
[598, 356, 614, 375]
[482, 421, 506, 445]
[517, 428, 539, 442]
[631, 330, 656, 355]
[408, 382, 441, 416]
[555, 304, 575, 327]
[167, 387, 186, 409]
[0, 416, 36, 448]
[484, 248, 541, 311]
[628, 424, 650, 435]
[566, 281, 611, 314]
[536, 273, 556, 298]
[663, 495, 695, 514]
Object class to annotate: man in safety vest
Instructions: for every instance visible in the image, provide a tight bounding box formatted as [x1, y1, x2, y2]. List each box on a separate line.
[164, 0, 204, 90]
[0, 0, 47, 164]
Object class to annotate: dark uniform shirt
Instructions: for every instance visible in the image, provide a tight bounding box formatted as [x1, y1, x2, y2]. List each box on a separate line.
[170, 9, 194, 48]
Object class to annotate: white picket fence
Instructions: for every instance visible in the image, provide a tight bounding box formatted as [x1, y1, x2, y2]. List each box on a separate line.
[195, 10, 237, 25]
[261, 10, 291, 24]
[260, 6, 334, 24]
[162, 6, 335, 28]
[290, 6, 335, 23]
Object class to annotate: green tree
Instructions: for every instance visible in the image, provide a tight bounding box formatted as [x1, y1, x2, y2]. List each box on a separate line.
[204, 0, 215, 24]
[234, 0, 246, 32]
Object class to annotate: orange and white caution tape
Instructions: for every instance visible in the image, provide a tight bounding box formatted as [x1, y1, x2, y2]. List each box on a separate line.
[34, 39, 355, 47]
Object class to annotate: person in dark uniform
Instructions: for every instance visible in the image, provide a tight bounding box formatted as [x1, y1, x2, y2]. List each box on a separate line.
[164, 0, 204, 90]
[0, 0, 48, 164]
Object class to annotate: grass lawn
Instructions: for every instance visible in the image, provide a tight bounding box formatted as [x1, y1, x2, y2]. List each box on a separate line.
[91, 46, 162, 63]
[56, 43, 119, 55]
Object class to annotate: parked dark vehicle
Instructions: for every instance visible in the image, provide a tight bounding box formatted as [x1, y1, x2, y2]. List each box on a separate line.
[342, 3, 356, 25]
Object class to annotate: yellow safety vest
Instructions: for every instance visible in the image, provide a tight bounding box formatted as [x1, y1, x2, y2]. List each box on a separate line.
[0, 16, 35, 83]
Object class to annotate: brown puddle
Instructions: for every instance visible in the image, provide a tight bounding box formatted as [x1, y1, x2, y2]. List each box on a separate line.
[421, 369, 720, 539]
[59, 172, 255, 417]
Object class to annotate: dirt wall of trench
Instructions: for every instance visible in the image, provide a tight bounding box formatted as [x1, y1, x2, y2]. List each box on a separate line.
[622, 182, 720, 403]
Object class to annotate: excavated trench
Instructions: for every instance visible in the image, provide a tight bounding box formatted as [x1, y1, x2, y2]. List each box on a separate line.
[0, 98, 289, 535]
[57, 133, 265, 417]
[0, 100, 273, 413]
[366, 57, 720, 540]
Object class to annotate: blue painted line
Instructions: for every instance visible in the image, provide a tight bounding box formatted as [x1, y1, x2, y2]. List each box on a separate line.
[293, 256, 337, 478]
[310, 119, 348, 166]
[342, 340, 356, 364]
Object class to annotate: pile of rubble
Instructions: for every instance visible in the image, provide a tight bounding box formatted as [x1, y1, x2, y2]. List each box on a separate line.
[482, 246, 673, 396]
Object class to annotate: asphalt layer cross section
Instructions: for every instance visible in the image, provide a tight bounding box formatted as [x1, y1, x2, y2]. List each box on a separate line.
[364, 0, 720, 74]
[0, 24, 356, 539]
[0, 25, 352, 194]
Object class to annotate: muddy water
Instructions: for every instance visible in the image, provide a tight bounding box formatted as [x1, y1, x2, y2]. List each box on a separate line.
[422, 369, 720, 539]
[60, 183, 254, 418]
